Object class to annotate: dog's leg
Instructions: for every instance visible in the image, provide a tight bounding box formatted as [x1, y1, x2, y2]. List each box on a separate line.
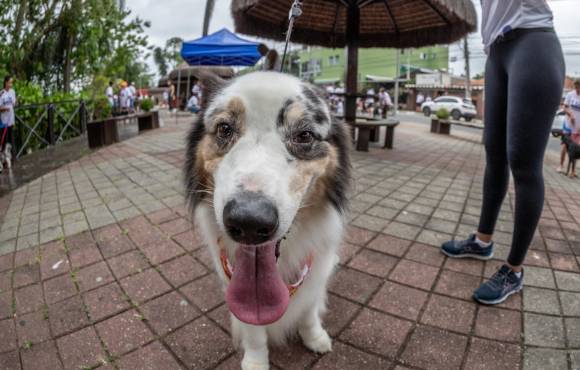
[299, 305, 332, 354]
[236, 319, 270, 370]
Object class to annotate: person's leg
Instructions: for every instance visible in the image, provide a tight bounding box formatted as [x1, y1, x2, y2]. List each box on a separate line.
[476, 53, 510, 243]
[504, 31, 565, 269]
[559, 143, 567, 171]
[440, 51, 508, 260]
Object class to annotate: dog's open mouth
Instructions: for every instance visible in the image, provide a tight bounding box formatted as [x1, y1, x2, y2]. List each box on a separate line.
[225, 240, 290, 326]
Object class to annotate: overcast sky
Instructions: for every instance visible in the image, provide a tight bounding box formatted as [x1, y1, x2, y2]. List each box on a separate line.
[127, 0, 580, 77]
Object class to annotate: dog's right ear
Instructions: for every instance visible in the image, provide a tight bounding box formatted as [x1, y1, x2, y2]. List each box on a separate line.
[198, 72, 227, 110]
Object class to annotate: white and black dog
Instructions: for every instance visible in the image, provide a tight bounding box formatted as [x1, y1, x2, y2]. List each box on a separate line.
[184, 71, 351, 370]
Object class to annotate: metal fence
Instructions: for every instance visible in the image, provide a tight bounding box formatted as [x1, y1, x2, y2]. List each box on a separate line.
[13, 100, 91, 159]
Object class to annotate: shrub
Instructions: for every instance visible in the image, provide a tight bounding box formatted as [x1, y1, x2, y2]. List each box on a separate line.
[140, 98, 153, 112]
[93, 98, 112, 120]
[436, 108, 450, 120]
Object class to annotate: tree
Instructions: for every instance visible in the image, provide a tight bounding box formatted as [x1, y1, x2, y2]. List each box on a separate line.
[153, 47, 169, 77]
[0, 0, 151, 93]
[152, 37, 184, 77]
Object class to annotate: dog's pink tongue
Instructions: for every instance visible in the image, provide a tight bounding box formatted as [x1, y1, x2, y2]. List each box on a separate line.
[226, 243, 289, 326]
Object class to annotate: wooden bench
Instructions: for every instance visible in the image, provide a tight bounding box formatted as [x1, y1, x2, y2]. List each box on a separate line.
[355, 119, 400, 152]
[431, 117, 484, 136]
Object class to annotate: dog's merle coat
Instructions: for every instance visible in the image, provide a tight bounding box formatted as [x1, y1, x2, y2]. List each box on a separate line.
[182, 71, 352, 370]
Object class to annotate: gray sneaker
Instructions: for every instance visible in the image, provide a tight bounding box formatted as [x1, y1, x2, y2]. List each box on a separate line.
[441, 234, 494, 260]
[473, 265, 523, 305]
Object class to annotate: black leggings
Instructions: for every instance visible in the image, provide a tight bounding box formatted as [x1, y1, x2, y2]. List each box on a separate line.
[478, 29, 565, 266]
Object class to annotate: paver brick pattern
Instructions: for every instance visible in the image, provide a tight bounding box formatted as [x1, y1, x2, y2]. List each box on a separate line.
[0, 114, 579, 369]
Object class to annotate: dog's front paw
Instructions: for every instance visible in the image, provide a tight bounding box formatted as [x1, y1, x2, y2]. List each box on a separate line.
[241, 357, 270, 370]
[303, 329, 332, 354]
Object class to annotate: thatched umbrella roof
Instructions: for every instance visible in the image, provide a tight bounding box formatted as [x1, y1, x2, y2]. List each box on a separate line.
[232, 0, 477, 48]
[168, 64, 235, 81]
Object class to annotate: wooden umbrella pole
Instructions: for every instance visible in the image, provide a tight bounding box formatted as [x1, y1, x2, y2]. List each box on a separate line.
[345, 3, 360, 136]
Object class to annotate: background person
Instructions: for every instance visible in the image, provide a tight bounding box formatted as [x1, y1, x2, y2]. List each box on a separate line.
[106, 81, 115, 108]
[441, 0, 565, 305]
[0, 76, 16, 170]
[563, 78, 580, 177]
[187, 93, 200, 113]
[379, 87, 392, 118]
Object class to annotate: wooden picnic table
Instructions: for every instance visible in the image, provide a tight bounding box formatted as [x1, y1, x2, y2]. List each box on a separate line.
[354, 118, 400, 152]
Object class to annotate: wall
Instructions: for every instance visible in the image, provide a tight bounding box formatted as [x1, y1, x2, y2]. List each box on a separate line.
[298, 46, 449, 85]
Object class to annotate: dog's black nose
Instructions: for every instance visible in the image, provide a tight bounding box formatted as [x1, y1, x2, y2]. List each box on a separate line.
[223, 192, 279, 245]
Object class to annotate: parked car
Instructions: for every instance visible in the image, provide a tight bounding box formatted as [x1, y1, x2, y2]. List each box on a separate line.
[421, 96, 477, 121]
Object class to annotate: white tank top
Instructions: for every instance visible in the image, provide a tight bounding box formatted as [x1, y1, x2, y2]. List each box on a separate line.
[481, 0, 554, 49]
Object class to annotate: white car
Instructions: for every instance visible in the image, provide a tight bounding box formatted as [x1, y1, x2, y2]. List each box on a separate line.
[421, 96, 477, 121]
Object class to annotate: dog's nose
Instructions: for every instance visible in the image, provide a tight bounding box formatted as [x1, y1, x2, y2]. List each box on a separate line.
[223, 192, 279, 245]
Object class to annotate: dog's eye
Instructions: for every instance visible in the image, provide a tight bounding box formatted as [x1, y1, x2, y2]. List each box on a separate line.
[293, 131, 315, 145]
[217, 122, 234, 140]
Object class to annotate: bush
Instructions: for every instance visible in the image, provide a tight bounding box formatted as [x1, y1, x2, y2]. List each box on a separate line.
[93, 98, 112, 120]
[140, 98, 153, 112]
[436, 108, 450, 120]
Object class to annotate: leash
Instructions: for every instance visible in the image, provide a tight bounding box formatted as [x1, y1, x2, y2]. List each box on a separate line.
[280, 0, 303, 73]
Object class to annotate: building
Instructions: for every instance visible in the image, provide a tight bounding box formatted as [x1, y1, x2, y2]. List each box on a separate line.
[297, 46, 449, 86]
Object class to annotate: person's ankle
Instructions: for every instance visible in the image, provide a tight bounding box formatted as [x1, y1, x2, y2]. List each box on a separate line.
[475, 236, 492, 248]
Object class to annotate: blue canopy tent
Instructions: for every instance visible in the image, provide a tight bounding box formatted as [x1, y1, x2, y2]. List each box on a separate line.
[181, 28, 264, 66]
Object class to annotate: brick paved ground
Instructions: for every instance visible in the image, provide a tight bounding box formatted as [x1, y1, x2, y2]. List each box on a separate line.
[0, 112, 580, 370]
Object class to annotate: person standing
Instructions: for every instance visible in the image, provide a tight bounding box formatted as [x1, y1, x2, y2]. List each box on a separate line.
[168, 81, 176, 112]
[441, 0, 565, 305]
[416, 92, 425, 112]
[0, 76, 17, 170]
[119, 81, 130, 114]
[563, 79, 580, 177]
[106, 81, 115, 108]
[378, 87, 392, 119]
[128, 82, 137, 113]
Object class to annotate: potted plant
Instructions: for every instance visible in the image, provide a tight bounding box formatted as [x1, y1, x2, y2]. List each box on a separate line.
[87, 98, 119, 148]
[435, 108, 451, 135]
[137, 98, 159, 131]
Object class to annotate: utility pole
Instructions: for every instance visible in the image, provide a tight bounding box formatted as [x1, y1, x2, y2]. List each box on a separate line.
[394, 49, 400, 115]
[463, 37, 471, 99]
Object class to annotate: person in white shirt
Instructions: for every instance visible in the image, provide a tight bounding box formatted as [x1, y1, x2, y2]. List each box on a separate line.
[128, 82, 137, 112]
[0, 76, 16, 170]
[416, 92, 425, 111]
[119, 82, 130, 113]
[187, 93, 200, 113]
[105, 81, 114, 108]
[365, 88, 375, 115]
[192, 82, 202, 99]
[442, 0, 565, 305]
[378, 88, 392, 118]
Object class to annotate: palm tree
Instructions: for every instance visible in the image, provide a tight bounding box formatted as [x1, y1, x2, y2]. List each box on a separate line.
[202, 0, 216, 36]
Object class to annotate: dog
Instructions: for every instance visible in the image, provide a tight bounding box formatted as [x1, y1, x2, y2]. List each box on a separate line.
[562, 135, 580, 177]
[184, 71, 351, 370]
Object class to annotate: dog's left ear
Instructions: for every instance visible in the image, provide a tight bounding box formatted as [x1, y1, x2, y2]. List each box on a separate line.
[198, 72, 228, 110]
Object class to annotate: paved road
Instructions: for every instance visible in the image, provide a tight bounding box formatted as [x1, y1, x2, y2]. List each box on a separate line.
[396, 111, 562, 154]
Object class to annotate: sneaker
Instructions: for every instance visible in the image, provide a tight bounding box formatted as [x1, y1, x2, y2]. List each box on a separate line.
[557, 166, 564, 173]
[473, 265, 523, 305]
[441, 234, 494, 260]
